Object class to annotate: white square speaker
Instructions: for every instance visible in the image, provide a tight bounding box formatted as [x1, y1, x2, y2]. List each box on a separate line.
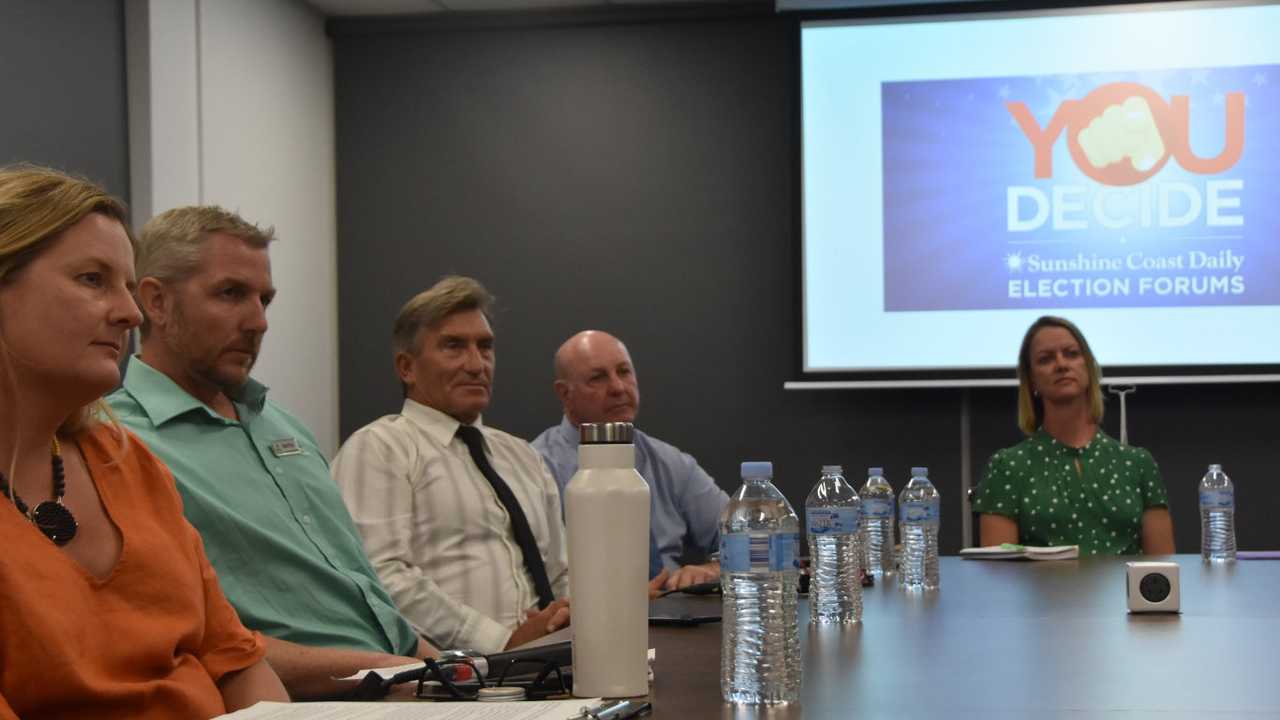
[1126, 561, 1180, 613]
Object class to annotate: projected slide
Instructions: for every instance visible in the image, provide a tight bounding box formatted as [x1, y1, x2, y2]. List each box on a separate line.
[882, 66, 1270, 312]
[802, 3, 1280, 374]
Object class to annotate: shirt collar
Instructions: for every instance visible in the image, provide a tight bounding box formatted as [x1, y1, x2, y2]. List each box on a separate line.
[400, 397, 486, 448]
[555, 415, 580, 448]
[1033, 426, 1105, 454]
[122, 355, 269, 427]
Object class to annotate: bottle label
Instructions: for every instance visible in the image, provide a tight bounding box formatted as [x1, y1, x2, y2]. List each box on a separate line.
[900, 500, 939, 523]
[862, 498, 893, 519]
[720, 533, 751, 573]
[770, 532, 800, 572]
[807, 508, 861, 535]
[720, 532, 800, 573]
[1199, 489, 1234, 510]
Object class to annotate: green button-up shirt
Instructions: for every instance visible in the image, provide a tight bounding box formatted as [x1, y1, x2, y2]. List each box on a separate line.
[108, 356, 419, 655]
[973, 429, 1170, 555]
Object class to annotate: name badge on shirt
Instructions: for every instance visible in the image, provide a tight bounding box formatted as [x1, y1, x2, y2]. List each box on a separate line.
[270, 438, 303, 457]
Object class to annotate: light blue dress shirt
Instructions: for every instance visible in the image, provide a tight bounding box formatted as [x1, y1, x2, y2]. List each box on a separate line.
[532, 416, 729, 577]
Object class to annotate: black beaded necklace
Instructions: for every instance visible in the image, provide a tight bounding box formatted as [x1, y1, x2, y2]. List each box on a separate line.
[0, 438, 78, 546]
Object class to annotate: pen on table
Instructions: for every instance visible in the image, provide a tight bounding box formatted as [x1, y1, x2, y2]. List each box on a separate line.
[568, 699, 652, 720]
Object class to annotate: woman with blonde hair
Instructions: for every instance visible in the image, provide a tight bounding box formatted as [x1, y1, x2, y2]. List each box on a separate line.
[972, 316, 1175, 555]
[0, 164, 287, 718]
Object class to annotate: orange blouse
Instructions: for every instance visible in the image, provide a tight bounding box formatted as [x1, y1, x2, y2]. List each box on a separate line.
[0, 423, 265, 719]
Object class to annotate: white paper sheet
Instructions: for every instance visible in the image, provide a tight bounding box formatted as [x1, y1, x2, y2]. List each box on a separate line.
[343, 629, 575, 682]
[341, 661, 425, 682]
[216, 698, 600, 720]
[341, 636, 653, 684]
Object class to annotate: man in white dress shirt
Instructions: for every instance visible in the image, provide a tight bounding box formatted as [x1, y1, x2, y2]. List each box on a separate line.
[332, 276, 570, 653]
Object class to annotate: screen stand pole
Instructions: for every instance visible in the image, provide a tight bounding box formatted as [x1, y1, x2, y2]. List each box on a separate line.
[1107, 385, 1137, 445]
[960, 388, 972, 548]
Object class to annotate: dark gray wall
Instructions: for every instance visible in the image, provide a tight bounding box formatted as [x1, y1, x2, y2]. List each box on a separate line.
[0, 1, 130, 199]
[332, 7, 1279, 555]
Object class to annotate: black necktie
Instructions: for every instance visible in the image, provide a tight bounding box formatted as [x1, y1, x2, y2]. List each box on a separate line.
[455, 424, 555, 609]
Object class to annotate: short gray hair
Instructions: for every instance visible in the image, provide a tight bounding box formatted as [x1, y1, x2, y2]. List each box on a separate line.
[136, 205, 275, 336]
[393, 276, 493, 355]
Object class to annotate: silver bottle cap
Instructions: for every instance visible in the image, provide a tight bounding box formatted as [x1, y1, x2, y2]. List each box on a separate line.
[579, 422, 634, 444]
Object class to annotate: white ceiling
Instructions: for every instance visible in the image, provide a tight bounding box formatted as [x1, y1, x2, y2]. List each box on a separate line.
[307, 0, 734, 14]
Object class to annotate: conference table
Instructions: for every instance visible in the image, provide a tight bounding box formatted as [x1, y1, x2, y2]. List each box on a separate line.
[644, 555, 1280, 719]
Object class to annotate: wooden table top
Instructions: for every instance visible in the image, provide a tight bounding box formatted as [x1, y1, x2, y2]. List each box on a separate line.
[645, 555, 1280, 719]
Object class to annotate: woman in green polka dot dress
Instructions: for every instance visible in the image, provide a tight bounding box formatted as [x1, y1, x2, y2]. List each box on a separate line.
[973, 316, 1175, 556]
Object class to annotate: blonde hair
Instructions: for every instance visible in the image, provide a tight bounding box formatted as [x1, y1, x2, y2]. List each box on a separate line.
[392, 276, 494, 355]
[1016, 315, 1105, 435]
[135, 205, 275, 337]
[0, 164, 132, 437]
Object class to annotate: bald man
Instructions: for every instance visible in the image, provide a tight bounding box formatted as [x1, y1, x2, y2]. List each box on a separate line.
[531, 331, 729, 592]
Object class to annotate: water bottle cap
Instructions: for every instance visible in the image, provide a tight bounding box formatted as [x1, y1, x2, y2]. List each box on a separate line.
[821, 464, 843, 474]
[911, 466, 929, 477]
[1208, 463, 1223, 473]
[741, 461, 773, 479]
[868, 467, 884, 476]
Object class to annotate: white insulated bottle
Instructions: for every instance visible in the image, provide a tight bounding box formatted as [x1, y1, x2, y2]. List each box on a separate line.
[565, 421, 650, 697]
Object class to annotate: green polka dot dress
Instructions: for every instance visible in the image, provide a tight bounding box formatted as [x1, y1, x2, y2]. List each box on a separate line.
[973, 429, 1169, 555]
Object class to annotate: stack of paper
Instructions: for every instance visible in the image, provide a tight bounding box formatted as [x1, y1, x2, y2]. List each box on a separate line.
[959, 544, 1079, 561]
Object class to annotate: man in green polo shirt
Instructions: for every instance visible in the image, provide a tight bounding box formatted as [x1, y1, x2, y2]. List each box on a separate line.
[108, 206, 430, 700]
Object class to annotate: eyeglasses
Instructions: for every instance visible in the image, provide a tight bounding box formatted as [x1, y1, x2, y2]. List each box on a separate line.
[415, 655, 572, 701]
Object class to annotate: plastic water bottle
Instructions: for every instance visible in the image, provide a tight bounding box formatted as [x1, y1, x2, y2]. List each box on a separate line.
[859, 467, 895, 578]
[720, 461, 801, 704]
[898, 466, 940, 590]
[1199, 463, 1236, 562]
[805, 465, 862, 624]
